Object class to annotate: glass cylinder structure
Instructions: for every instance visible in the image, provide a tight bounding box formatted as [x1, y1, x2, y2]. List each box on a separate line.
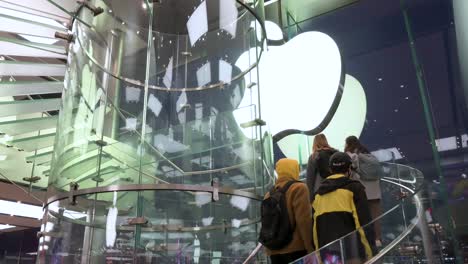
[38, 0, 272, 263]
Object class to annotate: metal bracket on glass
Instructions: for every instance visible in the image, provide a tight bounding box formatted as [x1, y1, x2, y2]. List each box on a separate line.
[126, 217, 149, 226]
[77, 1, 104, 16]
[55, 32, 74, 43]
[247, 82, 257, 89]
[68, 182, 79, 205]
[37, 231, 62, 238]
[211, 178, 219, 202]
[91, 176, 104, 183]
[22, 176, 41, 183]
[240, 119, 266, 129]
[94, 139, 108, 147]
[223, 219, 228, 234]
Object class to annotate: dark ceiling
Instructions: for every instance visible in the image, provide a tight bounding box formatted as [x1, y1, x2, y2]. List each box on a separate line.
[283, 0, 467, 182]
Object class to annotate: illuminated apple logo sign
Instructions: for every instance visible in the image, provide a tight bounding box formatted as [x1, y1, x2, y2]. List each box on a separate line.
[235, 21, 367, 161]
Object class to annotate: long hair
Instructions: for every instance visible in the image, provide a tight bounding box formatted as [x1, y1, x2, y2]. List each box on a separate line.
[345, 136, 369, 154]
[312, 134, 332, 156]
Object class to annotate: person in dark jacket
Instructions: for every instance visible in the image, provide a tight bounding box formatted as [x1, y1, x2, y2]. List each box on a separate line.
[306, 134, 337, 199]
[311, 152, 375, 262]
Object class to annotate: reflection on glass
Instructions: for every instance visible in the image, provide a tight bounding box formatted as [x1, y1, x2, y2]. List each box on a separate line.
[187, 1, 208, 46]
[219, 0, 238, 38]
[196, 62, 211, 86]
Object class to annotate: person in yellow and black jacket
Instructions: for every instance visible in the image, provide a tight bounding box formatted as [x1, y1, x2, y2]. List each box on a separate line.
[311, 152, 375, 263]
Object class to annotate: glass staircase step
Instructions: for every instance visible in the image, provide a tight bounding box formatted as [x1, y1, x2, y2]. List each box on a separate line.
[0, 7, 67, 39]
[0, 81, 63, 97]
[0, 37, 66, 59]
[8, 132, 56, 151]
[0, 98, 61, 118]
[0, 61, 65, 76]
[0, 116, 58, 136]
[0, 0, 72, 23]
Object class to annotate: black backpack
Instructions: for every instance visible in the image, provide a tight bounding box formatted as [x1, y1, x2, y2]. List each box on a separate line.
[259, 181, 299, 250]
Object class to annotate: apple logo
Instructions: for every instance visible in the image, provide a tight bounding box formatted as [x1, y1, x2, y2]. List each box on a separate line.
[235, 21, 344, 141]
[234, 21, 367, 161]
[278, 74, 367, 163]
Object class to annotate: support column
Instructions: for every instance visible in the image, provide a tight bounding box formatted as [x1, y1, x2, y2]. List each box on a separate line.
[453, 0, 468, 113]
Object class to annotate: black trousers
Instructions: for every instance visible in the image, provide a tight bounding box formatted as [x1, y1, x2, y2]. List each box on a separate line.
[270, 250, 308, 264]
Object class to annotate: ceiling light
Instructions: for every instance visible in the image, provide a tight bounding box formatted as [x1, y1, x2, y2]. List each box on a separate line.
[405, 97, 409, 100]
[0, 155, 7, 161]
[0, 224, 15, 230]
[400, 84, 405, 88]
[0, 200, 43, 219]
[142, 3, 147, 9]
[378, 78, 383, 82]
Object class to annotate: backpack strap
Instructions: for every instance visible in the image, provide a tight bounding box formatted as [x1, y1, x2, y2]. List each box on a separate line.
[278, 180, 301, 193]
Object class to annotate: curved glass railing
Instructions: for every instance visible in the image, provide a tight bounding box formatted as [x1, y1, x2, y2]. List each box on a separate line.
[243, 162, 428, 264]
[38, 0, 274, 263]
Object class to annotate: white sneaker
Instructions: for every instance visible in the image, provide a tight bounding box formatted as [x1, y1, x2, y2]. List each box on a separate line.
[375, 240, 383, 248]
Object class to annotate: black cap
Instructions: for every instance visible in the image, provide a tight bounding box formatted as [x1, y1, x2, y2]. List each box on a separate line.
[329, 152, 352, 173]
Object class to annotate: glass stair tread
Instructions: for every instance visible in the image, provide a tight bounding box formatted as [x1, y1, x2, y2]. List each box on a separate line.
[0, 98, 61, 118]
[0, 9, 66, 39]
[8, 132, 56, 151]
[0, 0, 72, 23]
[0, 116, 58, 136]
[0, 37, 66, 59]
[0, 81, 63, 97]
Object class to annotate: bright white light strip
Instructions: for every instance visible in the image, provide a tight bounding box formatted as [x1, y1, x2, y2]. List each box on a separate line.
[219, 60, 233, 84]
[187, 1, 208, 46]
[372, 148, 403, 162]
[196, 62, 211, 86]
[435, 136, 458, 152]
[0, 154, 7, 161]
[0, 200, 43, 219]
[219, 0, 238, 38]
[18, 34, 58, 45]
[0, 224, 15, 230]
[163, 57, 173, 88]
